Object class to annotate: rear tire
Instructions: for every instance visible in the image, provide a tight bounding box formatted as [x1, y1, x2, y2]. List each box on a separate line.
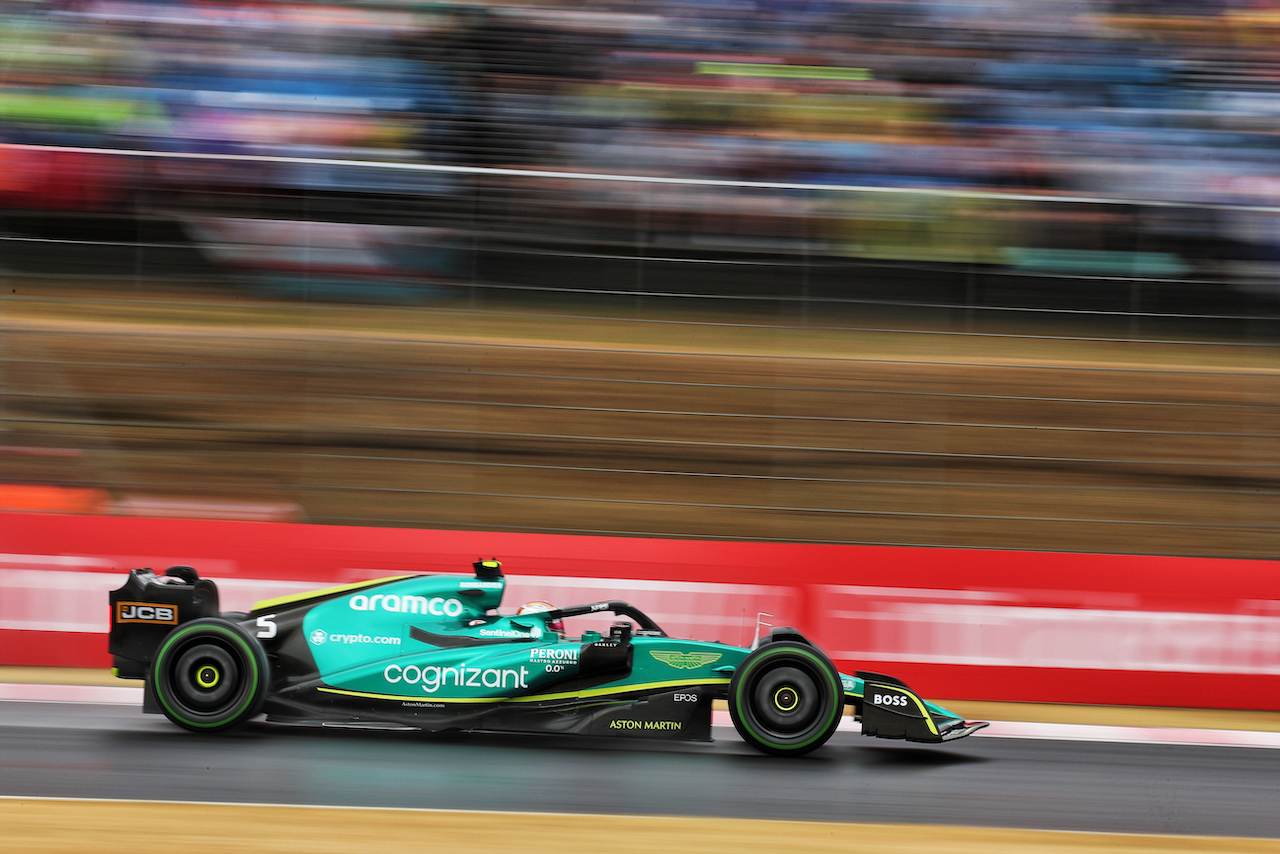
[151, 618, 268, 732]
[728, 642, 843, 756]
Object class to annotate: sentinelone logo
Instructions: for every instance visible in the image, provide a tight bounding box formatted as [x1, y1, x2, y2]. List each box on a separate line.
[480, 625, 542, 639]
[349, 593, 464, 617]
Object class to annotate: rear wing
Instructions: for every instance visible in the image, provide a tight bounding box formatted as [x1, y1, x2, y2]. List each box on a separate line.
[109, 566, 220, 678]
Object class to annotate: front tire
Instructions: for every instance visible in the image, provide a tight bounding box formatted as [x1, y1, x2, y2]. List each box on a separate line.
[151, 618, 268, 732]
[728, 642, 843, 756]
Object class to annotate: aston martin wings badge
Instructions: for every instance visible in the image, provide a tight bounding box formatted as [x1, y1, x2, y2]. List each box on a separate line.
[650, 650, 723, 670]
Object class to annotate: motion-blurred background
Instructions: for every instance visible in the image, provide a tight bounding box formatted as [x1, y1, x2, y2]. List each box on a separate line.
[2, 0, 1278, 558]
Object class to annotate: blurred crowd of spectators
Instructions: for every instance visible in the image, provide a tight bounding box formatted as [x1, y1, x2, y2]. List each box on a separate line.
[3, 0, 1280, 280]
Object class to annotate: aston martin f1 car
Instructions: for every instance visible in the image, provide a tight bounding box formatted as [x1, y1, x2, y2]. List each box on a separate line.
[109, 560, 987, 755]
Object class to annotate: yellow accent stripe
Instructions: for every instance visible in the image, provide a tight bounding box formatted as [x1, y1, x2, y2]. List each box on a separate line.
[318, 687, 499, 704]
[898, 688, 938, 736]
[251, 576, 412, 612]
[915, 694, 940, 736]
[521, 678, 730, 704]
[316, 677, 731, 706]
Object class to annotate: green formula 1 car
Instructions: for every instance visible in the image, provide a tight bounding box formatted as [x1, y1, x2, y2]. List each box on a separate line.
[108, 559, 987, 756]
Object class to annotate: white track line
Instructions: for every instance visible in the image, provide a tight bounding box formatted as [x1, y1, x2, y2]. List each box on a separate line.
[710, 711, 1280, 748]
[712, 711, 1280, 749]
[4, 683, 1278, 749]
[976, 719, 1280, 749]
[0, 683, 143, 704]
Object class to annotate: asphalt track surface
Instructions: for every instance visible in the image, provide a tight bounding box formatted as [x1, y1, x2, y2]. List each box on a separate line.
[3, 700, 1278, 840]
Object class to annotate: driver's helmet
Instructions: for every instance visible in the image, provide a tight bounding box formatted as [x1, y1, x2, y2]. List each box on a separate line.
[516, 600, 564, 639]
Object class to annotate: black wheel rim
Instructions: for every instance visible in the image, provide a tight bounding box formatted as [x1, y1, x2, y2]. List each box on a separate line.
[751, 665, 821, 736]
[171, 642, 241, 712]
[734, 648, 841, 751]
[156, 630, 257, 725]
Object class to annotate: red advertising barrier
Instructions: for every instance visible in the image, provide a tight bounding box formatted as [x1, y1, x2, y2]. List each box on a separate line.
[3, 512, 1278, 709]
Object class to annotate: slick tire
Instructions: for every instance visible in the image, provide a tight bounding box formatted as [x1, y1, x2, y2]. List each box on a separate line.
[151, 618, 268, 733]
[728, 642, 844, 756]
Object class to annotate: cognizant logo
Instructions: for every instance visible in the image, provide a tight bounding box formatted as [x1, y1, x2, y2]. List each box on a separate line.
[349, 593, 464, 617]
[385, 664, 530, 694]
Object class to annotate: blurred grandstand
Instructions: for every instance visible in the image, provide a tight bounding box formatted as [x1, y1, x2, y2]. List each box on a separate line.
[2, 0, 1280, 297]
[1, 0, 1279, 557]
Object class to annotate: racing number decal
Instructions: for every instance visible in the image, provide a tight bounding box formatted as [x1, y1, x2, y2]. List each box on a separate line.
[256, 614, 278, 639]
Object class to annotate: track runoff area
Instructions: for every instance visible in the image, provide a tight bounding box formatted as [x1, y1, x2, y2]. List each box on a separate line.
[4, 799, 1280, 854]
[4, 672, 1280, 853]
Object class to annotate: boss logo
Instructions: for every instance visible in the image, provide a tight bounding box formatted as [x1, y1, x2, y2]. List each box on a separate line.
[872, 693, 910, 708]
[117, 602, 178, 625]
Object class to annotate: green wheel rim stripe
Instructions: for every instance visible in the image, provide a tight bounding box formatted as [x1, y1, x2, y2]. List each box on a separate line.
[734, 647, 841, 750]
[155, 624, 260, 729]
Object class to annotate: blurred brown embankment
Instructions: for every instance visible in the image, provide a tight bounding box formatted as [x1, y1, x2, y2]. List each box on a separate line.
[3, 283, 1278, 558]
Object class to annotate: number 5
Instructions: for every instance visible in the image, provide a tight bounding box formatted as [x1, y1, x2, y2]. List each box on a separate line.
[256, 614, 278, 639]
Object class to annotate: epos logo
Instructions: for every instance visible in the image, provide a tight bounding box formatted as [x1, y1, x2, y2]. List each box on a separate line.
[116, 602, 178, 625]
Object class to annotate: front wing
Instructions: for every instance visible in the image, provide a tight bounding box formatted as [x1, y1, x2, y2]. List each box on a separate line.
[853, 670, 989, 743]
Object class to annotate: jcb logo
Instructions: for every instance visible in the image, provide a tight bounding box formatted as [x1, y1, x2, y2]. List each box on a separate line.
[117, 602, 178, 625]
